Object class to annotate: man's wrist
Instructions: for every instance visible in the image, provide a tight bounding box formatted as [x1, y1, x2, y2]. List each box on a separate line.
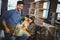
[5, 27, 8, 30]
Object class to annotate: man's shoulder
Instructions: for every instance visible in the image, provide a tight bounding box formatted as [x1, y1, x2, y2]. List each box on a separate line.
[5, 9, 16, 16]
[7, 9, 16, 12]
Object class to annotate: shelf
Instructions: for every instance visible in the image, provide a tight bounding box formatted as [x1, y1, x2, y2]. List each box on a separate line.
[39, 17, 45, 20]
[30, 8, 48, 10]
[29, 0, 49, 4]
[39, 8, 48, 10]
[28, 14, 34, 16]
[56, 12, 60, 13]
[29, 0, 50, 26]
[55, 20, 60, 24]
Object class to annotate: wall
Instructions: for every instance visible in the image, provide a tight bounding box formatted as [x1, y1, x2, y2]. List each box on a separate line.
[23, 0, 34, 15]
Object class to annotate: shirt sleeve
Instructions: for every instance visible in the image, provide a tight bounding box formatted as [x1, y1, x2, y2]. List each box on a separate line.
[2, 11, 10, 21]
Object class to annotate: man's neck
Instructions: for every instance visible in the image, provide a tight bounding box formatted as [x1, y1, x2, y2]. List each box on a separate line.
[17, 9, 21, 12]
[16, 9, 22, 14]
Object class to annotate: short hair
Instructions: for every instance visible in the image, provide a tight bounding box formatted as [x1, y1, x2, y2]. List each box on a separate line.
[25, 15, 29, 18]
[29, 17, 34, 20]
[17, 1, 24, 5]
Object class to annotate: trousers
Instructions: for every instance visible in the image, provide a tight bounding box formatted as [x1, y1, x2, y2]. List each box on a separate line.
[4, 32, 28, 40]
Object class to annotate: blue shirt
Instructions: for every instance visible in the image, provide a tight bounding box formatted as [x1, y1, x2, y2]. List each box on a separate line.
[2, 9, 23, 26]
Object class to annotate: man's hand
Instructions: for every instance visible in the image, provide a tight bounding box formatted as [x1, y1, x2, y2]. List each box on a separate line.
[16, 23, 21, 28]
[2, 20, 10, 33]
[5, 28, 10, 33]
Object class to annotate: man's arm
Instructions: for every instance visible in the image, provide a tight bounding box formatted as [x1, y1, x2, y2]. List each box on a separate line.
[2, 19, 10, 33]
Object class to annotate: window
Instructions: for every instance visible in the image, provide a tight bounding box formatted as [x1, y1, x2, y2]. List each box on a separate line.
[43, 2, 50, 19]
[56, 4, 60, 20]
[56, 4, 60, 13]
[58, 0, 60, 2]
[0, 0, 2, 15]
[55, 0, 60, 23]
[8, 0, 22, 10]
[57, 13, 60, 20]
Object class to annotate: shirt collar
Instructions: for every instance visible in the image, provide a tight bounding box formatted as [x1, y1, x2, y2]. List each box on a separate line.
[15, 9, 21, 14]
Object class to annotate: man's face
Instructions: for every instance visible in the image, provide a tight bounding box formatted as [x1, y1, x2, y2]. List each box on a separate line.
[17, 4, 24, 11]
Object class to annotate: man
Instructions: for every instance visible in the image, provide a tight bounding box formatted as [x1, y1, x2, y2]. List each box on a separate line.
[2, 1, 28, 40]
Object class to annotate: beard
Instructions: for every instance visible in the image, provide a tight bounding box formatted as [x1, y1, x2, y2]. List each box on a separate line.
[17, 8, 21, 11]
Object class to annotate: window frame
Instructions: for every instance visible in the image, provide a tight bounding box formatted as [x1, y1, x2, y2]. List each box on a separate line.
[0, 0, 2, 16]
